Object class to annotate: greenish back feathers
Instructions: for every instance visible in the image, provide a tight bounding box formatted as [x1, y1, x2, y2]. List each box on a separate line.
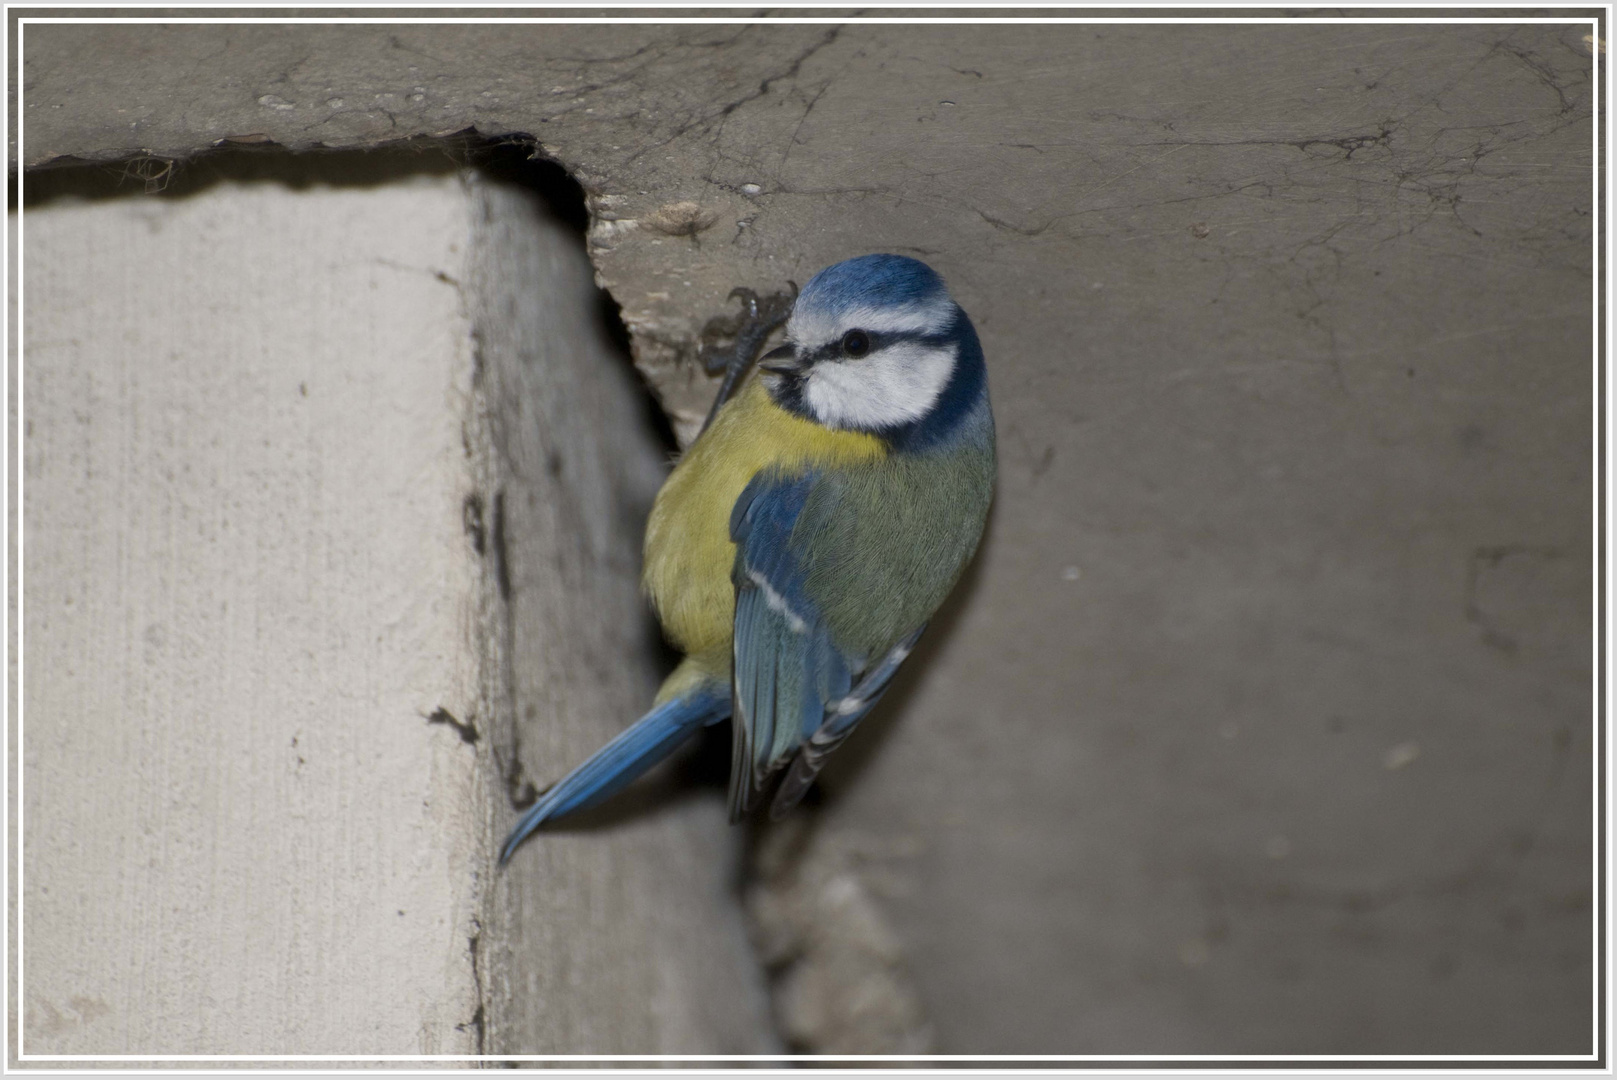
[795, 442, 995, 659]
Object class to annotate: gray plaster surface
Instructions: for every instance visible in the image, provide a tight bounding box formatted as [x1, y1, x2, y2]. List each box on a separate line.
[16, 14, 1597, 1055]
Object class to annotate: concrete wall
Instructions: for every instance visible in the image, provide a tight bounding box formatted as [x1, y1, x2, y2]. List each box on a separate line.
[22, 174, 492, 1056]
[13, 15, 1599, 1059]
[17, 162, 774, 1058]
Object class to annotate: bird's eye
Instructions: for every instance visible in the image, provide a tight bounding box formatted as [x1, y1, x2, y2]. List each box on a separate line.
[841, 330, 871, 358]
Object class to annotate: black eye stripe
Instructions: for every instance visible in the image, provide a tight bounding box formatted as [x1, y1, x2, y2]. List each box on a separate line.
[811, 329, 951, 362]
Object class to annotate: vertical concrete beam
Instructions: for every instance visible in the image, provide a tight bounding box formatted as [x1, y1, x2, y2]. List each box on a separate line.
[22, 175, 494, 1056]
[17, 167, 775, 1057]
[466, 180, 778, 1056]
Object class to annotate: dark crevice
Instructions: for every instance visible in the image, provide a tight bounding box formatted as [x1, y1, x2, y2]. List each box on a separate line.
[466, 136, 592, 234]
[18, 130, 593, 222]
[494, 739, 540, 812]
[22, 136, 455, 206]
[490, 489, 512, 606]
[457, 924, 487, 1055]
[463, 493, 487, 557]
[599, 286, 680, 456]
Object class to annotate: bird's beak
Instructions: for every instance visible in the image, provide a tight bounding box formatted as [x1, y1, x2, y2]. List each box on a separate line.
[757, 344, 800, 375]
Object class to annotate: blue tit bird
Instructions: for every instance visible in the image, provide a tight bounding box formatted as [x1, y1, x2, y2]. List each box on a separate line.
[499, 253, 995, 864]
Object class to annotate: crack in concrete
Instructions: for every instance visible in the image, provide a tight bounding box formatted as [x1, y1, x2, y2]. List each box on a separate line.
[624, 28, 842, 166]
[493, 738, 540, 811]
[456, 921, 488, 1055]
[426, 706, 480, 747]
[1494, 38, 1580, 115]
[1136, 126, 1395, 159]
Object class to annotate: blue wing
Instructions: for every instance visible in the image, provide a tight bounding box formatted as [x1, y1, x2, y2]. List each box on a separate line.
[499, 685, 729, 865]
[728, 472, 849, 819]
[767, 623, 925, 818]
[728, 472, 924, 821]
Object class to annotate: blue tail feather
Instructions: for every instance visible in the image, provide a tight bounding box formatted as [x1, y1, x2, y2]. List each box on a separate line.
[499, 689, 730, 865]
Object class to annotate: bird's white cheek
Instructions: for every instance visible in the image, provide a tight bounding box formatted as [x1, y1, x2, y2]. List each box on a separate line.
[804, 343, 956, 430]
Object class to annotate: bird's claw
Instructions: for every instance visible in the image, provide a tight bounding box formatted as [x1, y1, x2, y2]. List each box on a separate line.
[696, 283, 799, 434]
[700, 285, 795, 375]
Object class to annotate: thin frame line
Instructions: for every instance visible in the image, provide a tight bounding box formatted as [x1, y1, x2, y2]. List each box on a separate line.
[8, 2, 1611, 6]
[11, 1053, 1608, 1061]
[1601, 4, 1612, 1061]
[3, 0, 12, 1070]
[11, 15, 1603, 22]
[16, 12, 26, 1067]
[1594, 5, 1606, 1063]
[9, 8, 1604, 1067]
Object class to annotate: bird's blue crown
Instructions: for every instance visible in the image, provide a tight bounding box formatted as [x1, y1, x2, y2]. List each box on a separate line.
[793, 254, 949, 320]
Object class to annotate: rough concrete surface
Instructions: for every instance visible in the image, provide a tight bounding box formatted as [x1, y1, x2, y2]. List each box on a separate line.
[15, 14, 1598, 1057]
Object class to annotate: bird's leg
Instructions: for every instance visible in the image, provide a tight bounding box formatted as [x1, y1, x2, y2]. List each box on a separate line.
[698, 283, 797, 435]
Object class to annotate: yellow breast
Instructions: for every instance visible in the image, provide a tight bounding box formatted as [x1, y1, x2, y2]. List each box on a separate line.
[642, 376, 886, 663]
